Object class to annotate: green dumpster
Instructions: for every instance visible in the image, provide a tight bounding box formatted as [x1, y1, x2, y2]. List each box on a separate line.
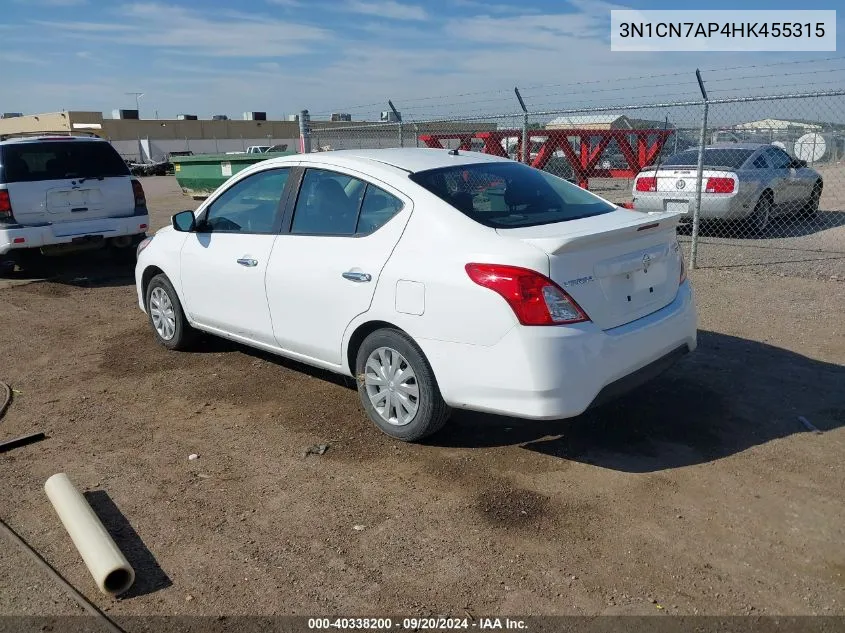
[171, 151, 297, 199]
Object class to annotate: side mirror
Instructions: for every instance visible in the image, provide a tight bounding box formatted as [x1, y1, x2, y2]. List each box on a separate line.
[172, 210, 196, 232]
[792, 159, 808, 168]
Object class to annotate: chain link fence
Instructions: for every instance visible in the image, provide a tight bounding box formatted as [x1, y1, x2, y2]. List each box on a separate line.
[301, 89, 845, 281]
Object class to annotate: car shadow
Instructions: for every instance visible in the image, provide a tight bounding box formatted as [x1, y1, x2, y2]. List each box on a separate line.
[677, 209, 845, 240]
[189, 333, 357, 389]
[180, 327, 844, 473]
[0, 250, 136, 289]
[424, 330, 845, 472]
[83, 490, 172, 599]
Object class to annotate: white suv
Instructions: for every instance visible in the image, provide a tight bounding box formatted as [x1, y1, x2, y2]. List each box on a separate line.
[0, 135, 150, 272]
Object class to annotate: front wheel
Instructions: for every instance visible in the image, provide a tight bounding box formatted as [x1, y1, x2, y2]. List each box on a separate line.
[355, 329, 451, 442]
[145, 273, 195, 350]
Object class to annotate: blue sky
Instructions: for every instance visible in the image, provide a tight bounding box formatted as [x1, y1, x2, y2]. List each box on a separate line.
[1, 0, 842, 121]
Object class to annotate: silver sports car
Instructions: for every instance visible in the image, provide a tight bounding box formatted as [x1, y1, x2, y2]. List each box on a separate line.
[632, 143, 823, 234]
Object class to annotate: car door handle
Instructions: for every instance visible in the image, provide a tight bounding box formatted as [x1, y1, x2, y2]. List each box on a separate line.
[236, 258, 258, 267]
[342, 271, 372, 283]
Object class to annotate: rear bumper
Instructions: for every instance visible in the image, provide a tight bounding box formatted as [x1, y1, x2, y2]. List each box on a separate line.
[0, 215, 149, 256]
[633, 194, 751, 220]
[417, 281, 697, 420]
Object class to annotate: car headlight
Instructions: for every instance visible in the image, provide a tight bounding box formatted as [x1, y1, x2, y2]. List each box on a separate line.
[136, 236, 154, 258]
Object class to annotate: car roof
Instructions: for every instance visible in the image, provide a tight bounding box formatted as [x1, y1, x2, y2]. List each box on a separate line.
[0, 135, 109, 145]
[264, 147, 513, 174]
[699, 143, 769, 151]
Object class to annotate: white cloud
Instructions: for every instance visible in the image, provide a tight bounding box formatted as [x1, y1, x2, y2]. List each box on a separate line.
[0, 52, 50, 65]
[6, 0, 770, 121]
[257, 61, 282, 72]
[345, 1, 427, 21]
[37, 3, 329, 57]
[451, 0, 537, 15]
[14, 0, 88, 6]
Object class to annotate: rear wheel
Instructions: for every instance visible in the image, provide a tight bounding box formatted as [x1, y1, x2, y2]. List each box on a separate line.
[108, 234, 145, 263]
[145, 274, 195, 350]
[355, 328, 450, 442]
[747, 193, 772, 236]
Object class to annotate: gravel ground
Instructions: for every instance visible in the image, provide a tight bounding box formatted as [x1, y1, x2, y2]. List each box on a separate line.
[0, 177, 843, 619]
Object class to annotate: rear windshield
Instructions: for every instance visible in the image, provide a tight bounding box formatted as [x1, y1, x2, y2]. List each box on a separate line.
[409, 161, 615, 229]
[1, 141, 129, 183]
[661, 148, 755, 169]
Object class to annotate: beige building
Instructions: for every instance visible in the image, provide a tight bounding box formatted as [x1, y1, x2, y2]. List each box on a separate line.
[0, 111, 498, 161]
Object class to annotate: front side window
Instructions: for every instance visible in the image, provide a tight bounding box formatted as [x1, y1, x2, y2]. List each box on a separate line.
[410, 161, 614, 229]
[201, 168, 289, 234]
[291, 169, 367, 235]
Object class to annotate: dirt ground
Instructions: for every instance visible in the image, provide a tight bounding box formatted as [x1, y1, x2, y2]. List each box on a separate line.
[0, 177, 843, 618]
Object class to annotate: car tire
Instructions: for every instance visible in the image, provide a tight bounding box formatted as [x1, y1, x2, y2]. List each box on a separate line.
[355, 328, 451, 442]
[802, 182, 822, 218]
[747, 193, 772, 236]
[145, 273, 195, 351]
[18, 250, 48, 277]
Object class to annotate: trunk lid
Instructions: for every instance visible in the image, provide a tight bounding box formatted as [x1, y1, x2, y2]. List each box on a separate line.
[497, 210, 684, 330]
[635, 168, 736, 214]
[6, 177, 134, 225]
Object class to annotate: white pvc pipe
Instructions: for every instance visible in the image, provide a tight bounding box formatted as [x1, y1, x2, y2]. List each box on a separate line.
[44, 473, 135, 596]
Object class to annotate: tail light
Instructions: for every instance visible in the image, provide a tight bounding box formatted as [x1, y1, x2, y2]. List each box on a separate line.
[131, 179, 146, 207]
[0, 190, 14, 224]
[705, 177, 735, 194]
[635, 176, 657, 192]
[465, 263, 589, 326]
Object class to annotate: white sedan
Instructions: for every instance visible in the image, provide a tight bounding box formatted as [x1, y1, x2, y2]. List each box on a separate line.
[135, 148, 697, 441]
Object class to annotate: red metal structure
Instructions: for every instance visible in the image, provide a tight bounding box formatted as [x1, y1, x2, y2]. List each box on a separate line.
[419, 129, 673, 189]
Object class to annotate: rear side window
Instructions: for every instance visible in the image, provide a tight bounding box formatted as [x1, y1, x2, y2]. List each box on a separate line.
[409, 161, 614, 229]
[751, 154, 769, 169]
[1, 141, 129, 183]
[356, 185, 403, 235]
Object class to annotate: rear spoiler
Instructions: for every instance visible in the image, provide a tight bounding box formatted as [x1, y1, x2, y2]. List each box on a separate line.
[499, 211, 682, 255]
[641, 164, 737, 172]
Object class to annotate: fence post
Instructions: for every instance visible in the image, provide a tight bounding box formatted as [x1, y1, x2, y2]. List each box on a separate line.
[298, 110, 311, 154]
[514, 86, 529, 164]
[690, 69, 709, 271]
[388, 100, 403, 147]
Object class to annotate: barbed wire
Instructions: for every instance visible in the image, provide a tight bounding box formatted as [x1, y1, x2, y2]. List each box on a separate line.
[311, 55, 845, 119]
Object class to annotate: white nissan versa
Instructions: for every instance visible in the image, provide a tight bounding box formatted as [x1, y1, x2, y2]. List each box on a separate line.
[135, 148, 697, 441]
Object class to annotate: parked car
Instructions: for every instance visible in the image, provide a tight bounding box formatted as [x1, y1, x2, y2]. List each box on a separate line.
[135, 148, 696, 441]
[0, 135, 149, 272]
[632, 143, 823, 233]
